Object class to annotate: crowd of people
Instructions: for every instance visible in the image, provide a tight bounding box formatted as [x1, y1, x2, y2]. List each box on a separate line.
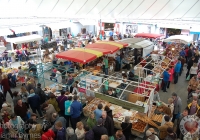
[151, 44, 200, 140]
[0, 41, 200, 140]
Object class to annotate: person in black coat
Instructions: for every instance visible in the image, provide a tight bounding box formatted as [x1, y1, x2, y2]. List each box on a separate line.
[84, 125, 94, 140]
[28, 62, 37, 78]
[121, 116, 132, 140]
[104, 106, 113, 119]
[0, 92, 5, 110]
[101, 111, 114, 137]
[35, 83, 47, 105]
[186, 57, 195, 78]
[93, 118, 108, 140]
[27, 89, 43, 118]
[188, 46, 194, 60]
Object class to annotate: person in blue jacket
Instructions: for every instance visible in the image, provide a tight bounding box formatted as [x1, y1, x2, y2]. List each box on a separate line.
[162, 69, 170, 92]
[179, 48, 186, 57]
[70, 95, 82, 130]
[27, 89, 43, 118]
[174, 59, 182, 84]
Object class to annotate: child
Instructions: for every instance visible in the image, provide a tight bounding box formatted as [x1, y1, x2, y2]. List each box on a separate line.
[50, 68, 57, 81]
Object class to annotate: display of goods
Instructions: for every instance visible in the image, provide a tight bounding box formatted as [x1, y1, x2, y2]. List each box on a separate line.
[135, 113, 159, 128]
[153, 67, 162, 73]
[41, 41, 57, 49]
[113, 113, 123, 118]
[151, 114, 163, 123]
[132, 121, 146, 132]
[83, 98, 110, 112]
[44, 86, 52, 91]
[118, 116, 125, 122]
[162, 58, 170, 64]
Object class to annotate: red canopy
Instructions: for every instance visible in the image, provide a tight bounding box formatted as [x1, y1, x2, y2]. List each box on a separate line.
[56, 50, 97, 64]
[86, 43, 120, 53]
[134, 33, 163, 39]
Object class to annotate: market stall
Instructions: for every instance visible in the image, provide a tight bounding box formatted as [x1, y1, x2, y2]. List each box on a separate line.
[134, 54, 174, 92]
[119, 38, 154, 59]
[55, 48, 103, 64]
[6, 34, 42, 51]
[80, 73, 157, 138]
[163, 35, 193, 44]
[134, 33, 164, 39]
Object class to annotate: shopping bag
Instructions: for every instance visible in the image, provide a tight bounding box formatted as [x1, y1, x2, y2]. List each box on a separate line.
[186, 75, 190, 81]
[109, 136, 115, 140]
[27, 111, 31, 119]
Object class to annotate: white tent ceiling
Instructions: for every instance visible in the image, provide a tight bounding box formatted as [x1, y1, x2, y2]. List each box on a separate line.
[0, 0, 200, 28]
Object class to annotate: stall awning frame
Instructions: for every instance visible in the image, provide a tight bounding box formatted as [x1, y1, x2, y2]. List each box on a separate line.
[6, 34, 43, 44]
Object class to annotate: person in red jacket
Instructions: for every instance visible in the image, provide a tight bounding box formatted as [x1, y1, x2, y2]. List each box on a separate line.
[167, 66, 174, 88]
[1, 74, 13, 98]
[41, 121, 55, 140]
[185, 47, 189, 63]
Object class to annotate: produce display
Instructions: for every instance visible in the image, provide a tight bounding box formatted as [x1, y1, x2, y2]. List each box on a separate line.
[132, 121, 147, 133]
[1, 68, 18, 73]
[83, 98, 110, 116]
[152, 66, 163, 74]
[135, 113, 159, 128]
[151, 114, 163, 123]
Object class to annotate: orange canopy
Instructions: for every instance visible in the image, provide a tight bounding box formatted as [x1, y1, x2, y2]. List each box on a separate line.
[86, 43, 120, 53]
[56, 50, 97, 64]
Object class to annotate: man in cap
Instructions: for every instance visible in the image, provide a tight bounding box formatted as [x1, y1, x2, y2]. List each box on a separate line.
[171, 92, 182, 122]
[92, 118, 108, 140]
[165, 127, 177, 140]
[146, 129, 159, 140]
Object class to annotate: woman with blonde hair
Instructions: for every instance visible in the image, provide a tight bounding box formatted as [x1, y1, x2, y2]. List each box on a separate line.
[75, 121, 85, 140]
[47, 93, 60, 112]
[190, 63, 198, 79]
[1, 74, 13, 98]
[101, 135, 109, 140]
[162, 98, 174, 114]
[26, 77, 36, 93]
[20, 86, 29, 108]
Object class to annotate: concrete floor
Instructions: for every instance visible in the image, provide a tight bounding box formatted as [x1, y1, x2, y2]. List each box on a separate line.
[159, 65, 188, 110]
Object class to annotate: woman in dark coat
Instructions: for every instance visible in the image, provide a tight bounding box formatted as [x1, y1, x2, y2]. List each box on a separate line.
[121, 116, 132, 140]
[104, 106, 113, 119]
[1, 74, 13, 98]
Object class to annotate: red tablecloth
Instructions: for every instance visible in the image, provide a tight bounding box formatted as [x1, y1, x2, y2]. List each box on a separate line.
[133, 81, 159, 95]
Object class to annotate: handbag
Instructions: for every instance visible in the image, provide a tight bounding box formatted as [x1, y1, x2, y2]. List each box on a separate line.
[67, 102, 72, 113]
[109, 136, 115, 140]
[186, 75, 190, 81]
[122, 123, 131, 131]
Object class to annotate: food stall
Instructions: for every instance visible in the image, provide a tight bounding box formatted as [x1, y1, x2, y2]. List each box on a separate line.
[134, 54, 174, 92]
[80, 72, 156, 138]
[120, 38, 154, 57]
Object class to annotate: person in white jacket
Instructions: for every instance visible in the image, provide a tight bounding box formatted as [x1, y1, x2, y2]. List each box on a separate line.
[146, 130, 159, 140]
[56, 71, 62, 84]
